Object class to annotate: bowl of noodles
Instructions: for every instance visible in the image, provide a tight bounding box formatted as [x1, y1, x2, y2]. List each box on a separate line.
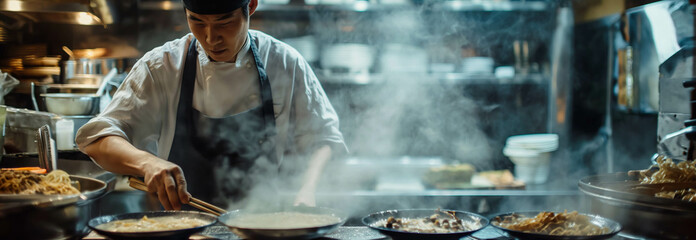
[490, 211, 621, 240]
[88, 211, 218, 240]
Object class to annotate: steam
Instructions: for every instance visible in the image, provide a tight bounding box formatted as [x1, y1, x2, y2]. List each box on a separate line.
[129, 0, 600, 222]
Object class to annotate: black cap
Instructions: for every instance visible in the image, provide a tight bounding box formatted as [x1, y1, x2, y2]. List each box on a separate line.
[182, 0, 250, 14]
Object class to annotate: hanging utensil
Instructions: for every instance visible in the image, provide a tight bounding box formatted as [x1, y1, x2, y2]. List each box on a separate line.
[36, 124, 56, 172]
[62, 46, 75, 60]
[96, 68, 117, 97]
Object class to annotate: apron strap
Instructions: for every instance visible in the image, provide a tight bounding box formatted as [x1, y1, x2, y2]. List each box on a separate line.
[175, 38, 199, 138]
[248, 33, 277, 139]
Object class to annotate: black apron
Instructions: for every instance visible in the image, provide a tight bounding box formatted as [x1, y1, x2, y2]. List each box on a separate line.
[168, 35, 278, 207]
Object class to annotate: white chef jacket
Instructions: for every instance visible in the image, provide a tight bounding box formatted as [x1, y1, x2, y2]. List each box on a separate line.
[76, 30, 347, 162]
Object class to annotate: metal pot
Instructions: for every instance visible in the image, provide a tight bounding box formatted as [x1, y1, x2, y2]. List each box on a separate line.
[60, 58, 130, 84]
[0, 175, 107, 240]
[579, 173, 696, 239]
[40, 93, 100, 116]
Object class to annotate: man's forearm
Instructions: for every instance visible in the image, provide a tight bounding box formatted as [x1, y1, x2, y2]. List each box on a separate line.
[83, 136, 156, 177]
[300, 145, 332, 192]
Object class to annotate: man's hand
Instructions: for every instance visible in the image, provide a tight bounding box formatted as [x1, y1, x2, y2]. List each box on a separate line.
[82, 136, 192, 210]
[293, 145, 332, 207]
[142, 158, 191, 210]
[293, 185, 316, 207]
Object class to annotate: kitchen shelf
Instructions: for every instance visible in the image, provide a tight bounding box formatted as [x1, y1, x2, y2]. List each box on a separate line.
[139, 1, 550, 12]
[317, 72, 547, 85]
[257, 1, 549, 12]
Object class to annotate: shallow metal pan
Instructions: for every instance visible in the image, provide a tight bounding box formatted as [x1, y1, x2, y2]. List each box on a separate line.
[218, 205, 346, 239]
[361, 209, 488, 240]
[489, 211, 621, 240]
[579, 173, 696, 211]
[87, 211, 217, 240]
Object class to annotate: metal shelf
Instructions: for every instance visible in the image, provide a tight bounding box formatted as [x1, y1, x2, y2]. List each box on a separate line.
[139, 1, 549, 12]
[257, 1, 549, 12]
[317, 72, 547, 85]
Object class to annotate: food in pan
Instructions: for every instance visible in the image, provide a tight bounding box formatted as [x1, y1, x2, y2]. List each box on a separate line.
[97, 215, 210, 232]
[225, 212, 342, 229]
[372, 209, 481, 233]
[638, 157, 696, 184]
[635, 157, 696, 201]
[655, 188, 696, 202]
[492, 211, 610, 236]
[0, 169, 79, 195]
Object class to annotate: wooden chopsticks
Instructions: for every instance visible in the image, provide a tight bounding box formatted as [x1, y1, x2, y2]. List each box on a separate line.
[127, 176, 227, 216]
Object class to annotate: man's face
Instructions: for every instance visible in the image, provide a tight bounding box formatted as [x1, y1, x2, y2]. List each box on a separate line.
[186, 8, 248, 62]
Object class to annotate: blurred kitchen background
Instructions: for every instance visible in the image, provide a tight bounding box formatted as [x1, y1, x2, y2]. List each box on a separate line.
[0, 0, 692, 221]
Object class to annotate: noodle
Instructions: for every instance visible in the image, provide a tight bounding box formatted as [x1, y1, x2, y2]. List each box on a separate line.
[655, 188, 696, 202]
[0, 169, 79, 195]
[637, 157, 696, 201]
[639, 158, 696, 184]
[493, 211, 609, 236]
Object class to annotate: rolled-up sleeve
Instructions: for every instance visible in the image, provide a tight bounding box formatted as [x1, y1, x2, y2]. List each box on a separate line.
[76, 60, 166, 155]
[291, 59, 348, 155]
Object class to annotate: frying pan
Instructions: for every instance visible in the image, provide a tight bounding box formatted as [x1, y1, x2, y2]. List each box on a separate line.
[489, 211, 621, 240]
[87, 211, 217, 240]
[361, 209, 488, 240]
[218, 205, 346, 239]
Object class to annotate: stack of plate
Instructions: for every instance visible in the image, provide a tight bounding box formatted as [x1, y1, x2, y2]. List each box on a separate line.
[502, 134, 558, 184]
[505, 134, 558, 152]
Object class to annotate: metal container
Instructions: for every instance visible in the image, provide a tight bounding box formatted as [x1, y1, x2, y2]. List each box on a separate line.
[619, 0, 687, 113]
[60, 57, 131, 84]
[0, 175, 108, 240]
[40, 93, 100, 116]
[578, 173, 696, 239]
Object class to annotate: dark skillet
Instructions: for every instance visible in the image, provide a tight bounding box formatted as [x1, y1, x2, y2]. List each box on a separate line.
[489, 211, 622, 240]
[87, 211, 217, 240]
[218, 206, 346, 240]
[362, 209, 488, 240]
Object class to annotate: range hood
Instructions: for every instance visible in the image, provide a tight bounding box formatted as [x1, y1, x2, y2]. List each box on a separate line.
[0, 0, 114, 25]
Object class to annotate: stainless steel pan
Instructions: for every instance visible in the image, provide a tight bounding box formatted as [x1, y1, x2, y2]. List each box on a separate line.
[218, 206, 346, 239]
[489, 211, 621, 240]
[361, 209, 488, 240]
[87, 211, 217, 240]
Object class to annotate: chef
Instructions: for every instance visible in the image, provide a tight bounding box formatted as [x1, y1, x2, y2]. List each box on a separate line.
[75, 0, 346, 210]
